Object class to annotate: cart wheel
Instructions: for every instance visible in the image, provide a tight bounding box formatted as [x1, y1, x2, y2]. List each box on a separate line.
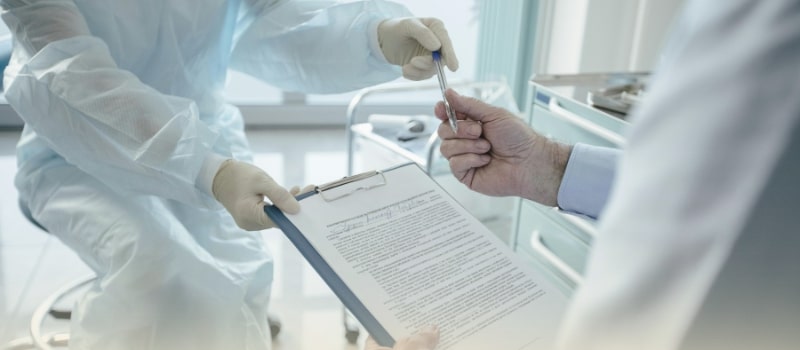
[48, 308, 72, 320]
[345, 329, 360, 344]
[268, 316, 282, 338]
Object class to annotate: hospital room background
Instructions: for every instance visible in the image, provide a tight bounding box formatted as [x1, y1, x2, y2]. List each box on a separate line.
[0, 1, 682, 349]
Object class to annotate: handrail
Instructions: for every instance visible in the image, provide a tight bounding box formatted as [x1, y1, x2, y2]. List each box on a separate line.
[346, 80, 509, 175]
[30, 275, 95, 350]
[530, 230, 584, 286]
[548, 98, 626, 147]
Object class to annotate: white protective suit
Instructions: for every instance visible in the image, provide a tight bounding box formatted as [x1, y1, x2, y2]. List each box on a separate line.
[2, 0, 412, 349]
[557, 0, 800, 349]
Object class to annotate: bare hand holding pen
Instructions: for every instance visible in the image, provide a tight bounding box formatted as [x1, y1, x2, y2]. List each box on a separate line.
[435, 89, 572, 206]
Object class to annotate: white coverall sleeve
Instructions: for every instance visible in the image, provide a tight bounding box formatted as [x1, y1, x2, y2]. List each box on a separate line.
[1, 1, 228, 207]
[231, 0, 412, 93]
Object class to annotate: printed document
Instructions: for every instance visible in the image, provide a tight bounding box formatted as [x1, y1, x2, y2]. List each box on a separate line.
[281, 164, 568, 349]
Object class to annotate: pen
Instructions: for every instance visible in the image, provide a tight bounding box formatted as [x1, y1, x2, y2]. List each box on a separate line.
[433, 50, 457, 133]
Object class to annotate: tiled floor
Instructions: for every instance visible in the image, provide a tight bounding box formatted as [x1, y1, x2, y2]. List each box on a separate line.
[0, 128, 365, 350]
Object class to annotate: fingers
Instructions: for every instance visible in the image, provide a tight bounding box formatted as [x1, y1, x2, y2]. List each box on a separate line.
[256, 174, 300, 214]
[403, 57, 434, 81]
[367, 326, 440, 350]
[394, 325, 440, 350]
[449, 153, 491, 182]
[403, 56, 435, 80]
[439, 138, 491, 159]
[434, 101, 447, 122]
[300, 184, 316, 194]
[290, 184, 316, 196]
[421, 18, 458, 71]
[241, 180, 310, 232]
[436, 118, 483, 140]
[444, 89, 508, 123]
[403, 17, 442, 52]
[365, 336, 393, 350]
[404, 17, 458, 74]
[249, 201, 276, 231]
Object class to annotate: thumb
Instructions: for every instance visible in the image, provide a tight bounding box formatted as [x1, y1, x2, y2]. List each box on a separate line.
[255, 175, 300, 214]
[445, 89, 506, 123]
[420, 18, 458, 71]
[365, 336, 393, 350]
[416, 325, 440, 349]
[395, 326, 440, 350]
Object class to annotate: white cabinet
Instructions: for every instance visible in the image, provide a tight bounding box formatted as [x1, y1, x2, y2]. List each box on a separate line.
[512, 73, 640, 291]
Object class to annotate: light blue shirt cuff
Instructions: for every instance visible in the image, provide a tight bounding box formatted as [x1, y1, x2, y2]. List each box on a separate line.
[557, 143, 620, 219]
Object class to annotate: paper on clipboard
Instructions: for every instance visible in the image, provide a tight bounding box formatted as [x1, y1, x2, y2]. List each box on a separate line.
[265, 163, 567, 349]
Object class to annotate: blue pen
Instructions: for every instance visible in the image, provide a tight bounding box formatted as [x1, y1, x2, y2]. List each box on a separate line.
[433, 50, 457, 133]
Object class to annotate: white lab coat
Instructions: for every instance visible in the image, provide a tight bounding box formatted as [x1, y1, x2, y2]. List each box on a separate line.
[556, 0, 800, 349]
[1, 0, 409, 349]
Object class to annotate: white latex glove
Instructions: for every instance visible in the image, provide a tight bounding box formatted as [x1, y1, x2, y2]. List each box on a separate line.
[289, 184, 317, 197]
[212, 159, 299, 231]
[364, 326, 440, 350]
[378, 17, 459, 80]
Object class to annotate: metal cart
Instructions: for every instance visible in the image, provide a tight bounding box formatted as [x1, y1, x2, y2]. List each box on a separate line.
[341, 80, 519, 343]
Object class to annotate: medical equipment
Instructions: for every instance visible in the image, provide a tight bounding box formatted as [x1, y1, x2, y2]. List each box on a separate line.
[433, 50, 458, 132]
[587, 82, 647, 114]
[367, 114, 440, 142]
[344, 80, 530, 343]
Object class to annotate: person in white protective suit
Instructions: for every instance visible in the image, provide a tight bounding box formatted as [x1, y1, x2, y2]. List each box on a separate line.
[0, 0, 459, 349]
[368, 0, 800, 349]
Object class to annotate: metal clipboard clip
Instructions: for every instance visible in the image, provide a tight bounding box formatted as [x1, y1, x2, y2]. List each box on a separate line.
[315, 170, 388, 202]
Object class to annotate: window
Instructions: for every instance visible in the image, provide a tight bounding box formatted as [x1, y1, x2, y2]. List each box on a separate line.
[0, 2, 482, 127]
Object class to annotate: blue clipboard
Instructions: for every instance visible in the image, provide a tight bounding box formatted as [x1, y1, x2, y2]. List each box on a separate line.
[264, 164, 416, 347]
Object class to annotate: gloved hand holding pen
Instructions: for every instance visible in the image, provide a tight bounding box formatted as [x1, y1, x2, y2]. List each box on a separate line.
[378, 17, 459, 80]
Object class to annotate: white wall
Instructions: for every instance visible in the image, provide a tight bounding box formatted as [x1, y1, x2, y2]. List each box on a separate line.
[536, 0, 684, 74]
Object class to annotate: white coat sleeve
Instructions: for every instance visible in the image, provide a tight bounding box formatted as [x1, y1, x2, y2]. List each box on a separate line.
[1, 1, 227, 208]
[557, 143, 620, 219]
[230, 0, 411, 94]
[556, 0, 800, 349]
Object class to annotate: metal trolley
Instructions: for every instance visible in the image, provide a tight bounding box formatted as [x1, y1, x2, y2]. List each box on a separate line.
[346, 80, 515, 175]
[341, 80, 517, 343]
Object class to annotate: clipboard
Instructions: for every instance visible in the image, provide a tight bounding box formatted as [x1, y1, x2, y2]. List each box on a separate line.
[265, 162, 567, 349]
[264, 163, 409, 347]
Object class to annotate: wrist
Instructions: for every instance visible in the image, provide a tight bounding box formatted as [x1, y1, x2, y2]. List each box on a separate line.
[549, 141, 573, 202]
[522, 138, 572, 206]
[370, 19, 392, 64]
[197, 154, 231, 199]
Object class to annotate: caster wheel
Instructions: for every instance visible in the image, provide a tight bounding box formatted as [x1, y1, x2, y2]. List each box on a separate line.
[268, 317, 282, 338]
[345, 329, 359, 344]
[49, 308, 72, 320]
